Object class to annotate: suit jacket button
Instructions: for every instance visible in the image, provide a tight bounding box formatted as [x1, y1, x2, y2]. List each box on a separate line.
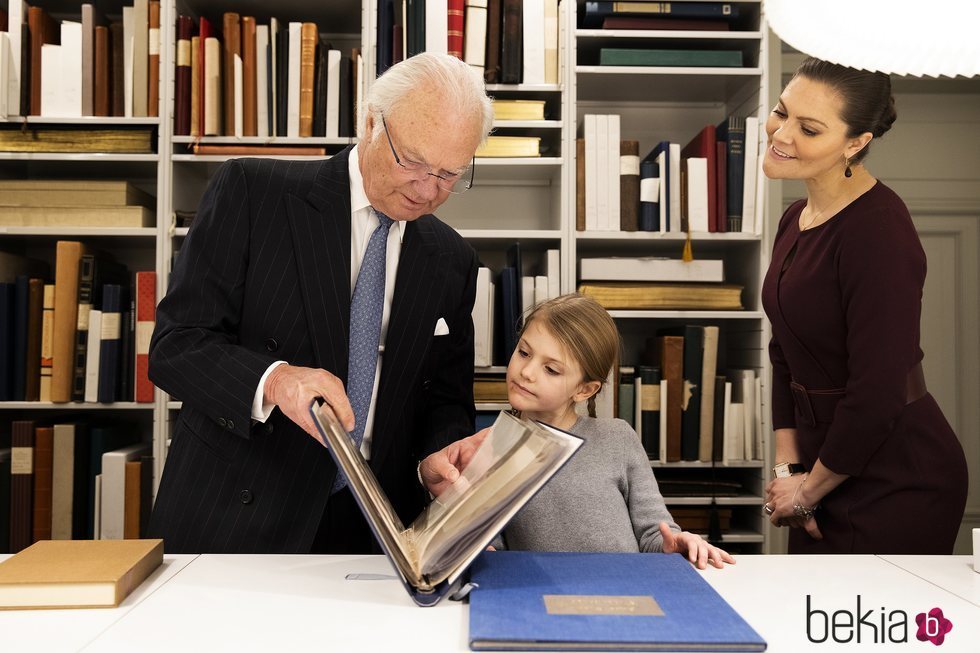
[422, 379, 432, 390]
[264, 422, 274, 434]
[265, 338, 278, 352]
[240, 489, 253, 504]
[217, 417, 227, 427]
[226, 419, 235, 430]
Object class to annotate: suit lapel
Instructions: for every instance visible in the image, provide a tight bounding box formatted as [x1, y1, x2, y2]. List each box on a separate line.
[285, 151, 352, 378]
[371, 218, 446, 469]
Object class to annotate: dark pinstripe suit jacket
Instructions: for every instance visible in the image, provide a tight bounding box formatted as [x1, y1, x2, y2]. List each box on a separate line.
[148, 148, 478, 553]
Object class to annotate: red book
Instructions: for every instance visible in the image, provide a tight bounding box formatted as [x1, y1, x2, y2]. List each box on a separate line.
[198, 17, 213, 137]
[681, 125, 719, 232]
[448, 0, 465, 59]
[174, 15, 194, 135]
[134, 271, 156, 403]
[32, 426, 54, 543]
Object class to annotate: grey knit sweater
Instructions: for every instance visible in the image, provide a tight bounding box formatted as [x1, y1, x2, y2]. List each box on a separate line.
[501, 416, 680, 553]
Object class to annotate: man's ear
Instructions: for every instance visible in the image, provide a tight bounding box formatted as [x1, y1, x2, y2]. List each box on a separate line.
[573, 380, 602, 404]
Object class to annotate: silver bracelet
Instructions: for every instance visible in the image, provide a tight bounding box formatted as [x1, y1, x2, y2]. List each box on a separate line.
[416, 460, 425, 488]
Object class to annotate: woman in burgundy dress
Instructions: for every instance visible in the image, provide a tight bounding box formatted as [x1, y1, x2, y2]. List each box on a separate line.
[760, 58, 968, 554]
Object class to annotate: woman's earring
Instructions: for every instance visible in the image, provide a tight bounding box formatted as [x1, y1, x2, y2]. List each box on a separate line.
[844, 157, 853, 178]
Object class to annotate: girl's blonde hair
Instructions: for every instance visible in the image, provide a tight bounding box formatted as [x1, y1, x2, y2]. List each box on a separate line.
[519, 293, 621, 417]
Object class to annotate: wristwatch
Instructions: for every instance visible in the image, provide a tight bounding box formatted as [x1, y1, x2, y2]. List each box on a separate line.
[772, 462, 806, 478]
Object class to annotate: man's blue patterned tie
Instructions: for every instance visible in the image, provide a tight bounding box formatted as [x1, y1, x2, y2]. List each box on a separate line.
[332, 212, 394, 493]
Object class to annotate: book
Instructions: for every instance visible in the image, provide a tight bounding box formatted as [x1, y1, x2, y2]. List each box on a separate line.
[52, 241, 88, 402]
[583, 2, 741, 29]
[579, 257, 724, 283]
[468, 551, 765, 651]
[620, 140, 640, 231]
[0, 206, 153, 228]
[578, 282, 744, 310]
[601, 16, 731, 30]
[32, 426, 54, 542]
[463, 0, 488, 75]
[484, 0, 503, 83]
[188, 144, 327, 156]
[0, 539, 163, 609]
[492, 99, 546, 121]
[475, 136, 541, 157]
[0, 128, 153, 153]
[658, 325, 704, 461]
[599, 48, 743, 67]
[309, 404, 583, 606]
[147, 1, 160, 117]
[134, 271, 156, 402]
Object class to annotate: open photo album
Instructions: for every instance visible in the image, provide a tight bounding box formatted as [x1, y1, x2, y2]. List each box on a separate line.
[309, 401, 583, 606]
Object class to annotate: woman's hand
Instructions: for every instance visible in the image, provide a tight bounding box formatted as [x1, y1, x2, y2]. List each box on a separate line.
[765, 475, 823, 539]
[659, 522, 735, 569]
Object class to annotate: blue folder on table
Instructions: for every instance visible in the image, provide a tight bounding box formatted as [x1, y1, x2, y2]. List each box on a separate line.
[468, 551, 766, 651]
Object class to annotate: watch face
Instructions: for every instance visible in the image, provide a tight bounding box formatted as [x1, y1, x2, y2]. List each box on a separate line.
[773, 463, 791, 478]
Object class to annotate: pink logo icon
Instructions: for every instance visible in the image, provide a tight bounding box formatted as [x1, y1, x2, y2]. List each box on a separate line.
[915, 608, 953, 646]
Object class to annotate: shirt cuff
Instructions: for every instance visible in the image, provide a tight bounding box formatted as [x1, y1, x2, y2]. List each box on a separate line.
[252, 361, 288, 422]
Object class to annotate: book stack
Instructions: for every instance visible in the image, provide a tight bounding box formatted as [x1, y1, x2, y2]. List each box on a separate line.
[0, 419, 154, 554]
[491, 245, 560, 366]
[172, 13, 362, 140]
[1, 1, 162, 118]
[0, 180, 154, 228]
[581, 1, 745, 31]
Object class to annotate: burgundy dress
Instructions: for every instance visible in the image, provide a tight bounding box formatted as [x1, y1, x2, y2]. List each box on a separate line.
[762, 181, 968, 554]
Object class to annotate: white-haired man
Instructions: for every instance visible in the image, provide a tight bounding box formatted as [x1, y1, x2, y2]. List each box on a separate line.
[148, 53, 493, 553]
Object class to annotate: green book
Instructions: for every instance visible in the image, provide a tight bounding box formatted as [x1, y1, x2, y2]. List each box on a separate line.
[599, 48, 743, 67]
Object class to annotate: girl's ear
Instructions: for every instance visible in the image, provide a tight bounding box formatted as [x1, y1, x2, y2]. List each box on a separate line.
[573, 380, 602, 404]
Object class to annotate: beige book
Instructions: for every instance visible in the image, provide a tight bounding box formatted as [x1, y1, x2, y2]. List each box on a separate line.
[52, 242, 88, 403]
[39, 285, 55, 402]
[310, 404, 582, 605]
[475, 136, 541, 158]
[0, 206, 153, 228]
[190, 35, 200, 137]
[0, 180, 153, 208]
[298, 22, 317, 138]
[577, 282, 744, 311]
[101, 443, 150, 540]
[698, 326, 720, 462]
[0, 128, 153, 153]
[203, 37, 222, 136]
[0, 539, 162, 609]
[132, 0, 148, 117]
[50, 424, 78, 540]
[492, 99, 545, 121]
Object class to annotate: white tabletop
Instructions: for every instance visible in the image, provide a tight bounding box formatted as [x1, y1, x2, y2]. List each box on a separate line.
[4, 553, 980, 652]
[880, 554, 980, 608]
[0, 554, 196, 652]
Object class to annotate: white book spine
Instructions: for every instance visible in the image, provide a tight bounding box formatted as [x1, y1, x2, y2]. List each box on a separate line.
[123, 7, 134, 117]
[533, 275, 548, 308]
[326, 50, 341, 138]
[287, 22, 301, 138]
[545, 249, 560, 299]
[256, 25, 269, 139]
[426, 0, 449, 54]
[40, 42, 63, 116]
[633, 378, 643, 445]
[463, 1, 488, 73]
[544, 0, 559, 85]
[521, 0, 545, 85]
[686, 157, 710, 233]
[204, 37, 221, 135]
[234, 53, 243, 137]
[85, 310, 103, 402]
[93, 474, 102, 540]
[608, 114, 621, 231]
[520, 275, 535, 317]
[584, 115, 598, 231]
[656, 151, 668, 233]
[595, 115, 609, 231]
[659, 379, 668, 463]
[0, 32, 10, 118]
[668, 143, 682, 232]
[472, 267, 492, 367]
[742, 116, 760, 233]
[101, 442, 150, 540]
[5, 0, 24, 116]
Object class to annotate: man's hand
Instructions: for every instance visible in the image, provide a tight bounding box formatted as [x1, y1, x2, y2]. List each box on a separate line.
[419, 428, 491, 497]
[264, 364, 355, 440]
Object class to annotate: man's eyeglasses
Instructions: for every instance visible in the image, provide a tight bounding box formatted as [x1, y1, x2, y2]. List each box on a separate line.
[381, 115, 475, 194]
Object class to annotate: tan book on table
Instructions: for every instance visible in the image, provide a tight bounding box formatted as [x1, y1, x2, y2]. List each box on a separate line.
[0, 206, 153, 228]
[0, 539, 163, 610]
[577, 282, 744, 310]
[51, 241, 88, 403]
[147, 1, 160, 117]
[0, 180, 153, 207]
[298, 22, 318, 138]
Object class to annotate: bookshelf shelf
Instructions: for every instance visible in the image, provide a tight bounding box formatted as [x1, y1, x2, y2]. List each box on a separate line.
[492, 120, 564, 129]
[577, 231, 762, 242]
[650, 460, 765, 469]
[171, 154, 333, 163]
[0, 117, 161, 125]
[607, 310, 765, 320]
[0, 402, 154, 410]
[576, 29, 765, 41]
[485, 84, 562, 93]
[0, 227, 158, 237]
[171, 136, 358, 145]
[576, 68, 763, 103]
[0, 153, 160, 162]
[456, 229, 561, 242]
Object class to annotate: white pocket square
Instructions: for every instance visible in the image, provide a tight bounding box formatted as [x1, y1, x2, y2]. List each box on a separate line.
[434, 317, 450, 336]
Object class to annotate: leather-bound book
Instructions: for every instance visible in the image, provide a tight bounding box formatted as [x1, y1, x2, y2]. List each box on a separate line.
[222, 12, 240, 136]
[312, 39, 327, 138]
[484, 0, 502, 83]
[147, 1, 160, 117]
[620, 140, 640, 232]
[51, 242, 88, 403]
[32, 427, 54, 543]
[173, 15, 193, 135]
[448, 0, 465, 59]
[110, 21, 124, 116]
[94, 26, 110, 116]
[241, 16, 257, 136]
[500, 0, 522, 83]
[10, 420, 35, 553]
[24, 278, 44, 401]
[648, 335, 684, 462]
[134, 271, 156, 403]
[298, 22, 318, 137]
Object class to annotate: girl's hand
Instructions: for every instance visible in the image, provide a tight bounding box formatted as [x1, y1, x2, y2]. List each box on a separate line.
[659, 522, 735, 570]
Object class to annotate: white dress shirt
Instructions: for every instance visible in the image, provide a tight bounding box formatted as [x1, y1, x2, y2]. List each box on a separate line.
[252, 146, 406, 460]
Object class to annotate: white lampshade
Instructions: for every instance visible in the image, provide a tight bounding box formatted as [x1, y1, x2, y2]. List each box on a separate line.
[765, 0, 980, 78]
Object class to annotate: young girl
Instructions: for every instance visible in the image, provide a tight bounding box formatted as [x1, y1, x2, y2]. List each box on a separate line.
[499, 294, 734, 569]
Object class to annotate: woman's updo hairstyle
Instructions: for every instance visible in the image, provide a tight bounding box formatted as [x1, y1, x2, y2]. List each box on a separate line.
[793, 57, 897, 164]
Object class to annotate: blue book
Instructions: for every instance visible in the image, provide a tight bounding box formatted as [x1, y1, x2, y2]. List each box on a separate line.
[469, 551, 766, 651]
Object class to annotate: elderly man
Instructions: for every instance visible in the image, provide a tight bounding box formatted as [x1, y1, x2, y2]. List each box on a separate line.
[148, 53, 493, 553]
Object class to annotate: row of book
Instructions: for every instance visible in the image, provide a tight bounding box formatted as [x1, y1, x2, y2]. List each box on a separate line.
[0, 1, 161, 119]
[472, 246, 561, 368]
[595, 327, 762, 464]
[173, 13, 361, 140]
[576, 114, 762, 234]
[0, 246, 156, 404]
[377, 0, 560, 86]
[581, 1, 747, 30]
[1, 420, 153, 554]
